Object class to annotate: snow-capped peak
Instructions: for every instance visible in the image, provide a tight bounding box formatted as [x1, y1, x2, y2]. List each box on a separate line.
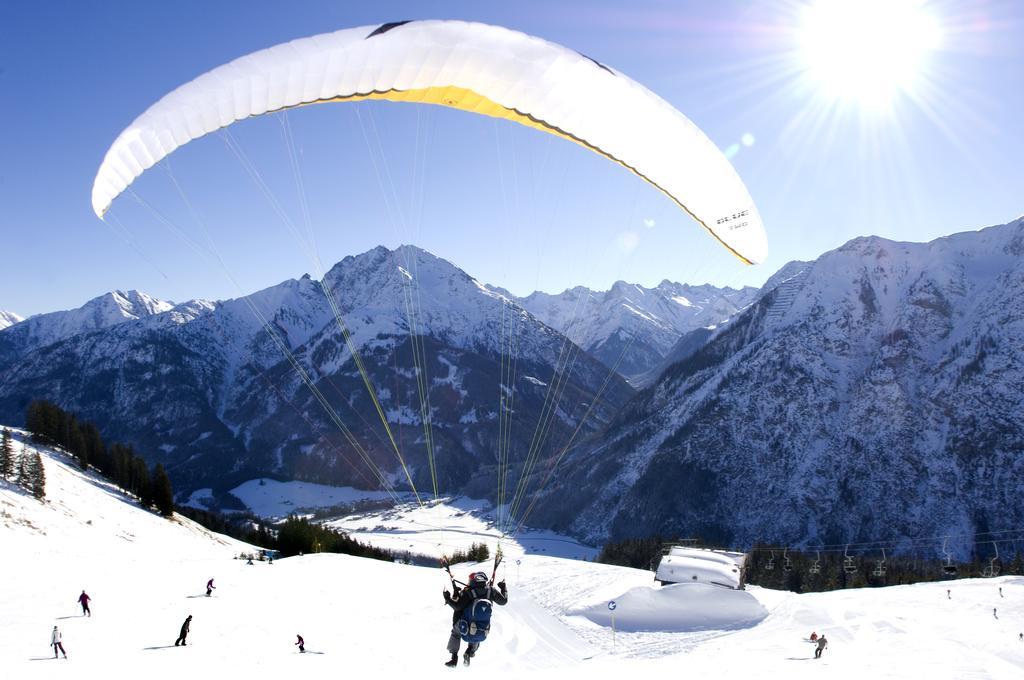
[0, 310, 24, 330]
[0, 289, 175, 360]
[520, 279, 759, 380]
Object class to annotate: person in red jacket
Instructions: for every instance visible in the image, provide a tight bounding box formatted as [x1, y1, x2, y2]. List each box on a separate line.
[78, 590, 91, 617]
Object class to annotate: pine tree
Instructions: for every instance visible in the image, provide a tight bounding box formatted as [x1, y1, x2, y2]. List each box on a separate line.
[152, 463, 174, 517]
[30, 451, 46, 500]
[0, 428, 14, 480]
[68, 421, 87, 470]
[16, 449, 31, 492]
[132, 456, 152, 507]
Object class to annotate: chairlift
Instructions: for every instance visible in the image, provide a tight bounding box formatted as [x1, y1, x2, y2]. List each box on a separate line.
[941, 536, 957, 576]
[765, 549, 775, 571]
[809, 550, 821, 575]
[981, 541, 1000, 578]
[843, 545, 857, 575]
[783, 547, 793, 573]
[872, 548, 887, 577]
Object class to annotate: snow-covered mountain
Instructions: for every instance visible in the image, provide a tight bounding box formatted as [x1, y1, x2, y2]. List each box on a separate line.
[520, 281, 757, 382]
[0, 311, 24, 330]
[0, 290, 172, 365]
[531, 218, 1024, 557]
[0, 247, 633, 500]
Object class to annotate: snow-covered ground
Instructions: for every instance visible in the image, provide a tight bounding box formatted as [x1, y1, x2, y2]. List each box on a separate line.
[2, 432, 1023, 678]
[225, 478, 401, 517]
[325, 497, 599, 561]
[228, 476, 599, 560]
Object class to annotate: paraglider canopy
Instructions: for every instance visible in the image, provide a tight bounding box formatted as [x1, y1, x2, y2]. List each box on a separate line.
[92, 20, 767, 264]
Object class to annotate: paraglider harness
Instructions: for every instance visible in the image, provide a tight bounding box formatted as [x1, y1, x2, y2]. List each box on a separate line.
[442, 546, 503, 643]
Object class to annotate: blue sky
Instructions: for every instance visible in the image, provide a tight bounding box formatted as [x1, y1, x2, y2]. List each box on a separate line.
[2, 0, 1022, 317]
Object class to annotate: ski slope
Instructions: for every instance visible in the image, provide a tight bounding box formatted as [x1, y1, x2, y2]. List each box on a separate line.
[2, 432, 1022, 679]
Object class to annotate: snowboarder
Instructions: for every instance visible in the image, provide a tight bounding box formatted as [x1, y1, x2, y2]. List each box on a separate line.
[51, 626, 67, 659]
[295, 634, 305, 653]
[809, 631, 818, 642]
[205, 578, 215, 597]
[77, 590, 91, 617]
[814, 633, 828, 659]
[999, 587, 1003, 597]
[443, 571, 508, 667]
[947, 589, 951, 600]
[993, 607, 998, 619]
[174, 615, 192, 646]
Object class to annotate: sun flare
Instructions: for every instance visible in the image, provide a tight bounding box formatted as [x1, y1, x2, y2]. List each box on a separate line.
[798, 0, 942, 108]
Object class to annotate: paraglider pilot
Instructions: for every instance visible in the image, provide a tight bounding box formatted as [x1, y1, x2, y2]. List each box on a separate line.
[443, 571, 508, 667]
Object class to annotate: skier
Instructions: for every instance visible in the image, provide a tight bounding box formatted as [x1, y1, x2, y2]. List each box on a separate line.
[993, 607, 998, 619]
[77, 590, 91, 617]
[174, 615, 192, 646]
[51, 626, 67, 659]
[206, 578, 216, 597]
[443, 571, 508, 667]
[809, 631, 818, 642]
[295, 634, 305, 653]
[947, 589, 951, 600]
[999, 587, 1003, 598]
[814, 633, 828, 659]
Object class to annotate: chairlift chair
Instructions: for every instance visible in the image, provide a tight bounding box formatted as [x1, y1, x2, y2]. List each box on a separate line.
[941, 536, 958, 576]
[843, 545, 857, 575]
[764, 549, 775, 571]
[982, 541, 1000, 578]
[810, 550, 821, 575]
[783, 547, 793, 573]
[872, 548, 886, 577]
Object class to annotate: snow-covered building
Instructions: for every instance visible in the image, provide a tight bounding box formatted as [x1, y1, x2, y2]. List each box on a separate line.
[654, 545, 748, 590]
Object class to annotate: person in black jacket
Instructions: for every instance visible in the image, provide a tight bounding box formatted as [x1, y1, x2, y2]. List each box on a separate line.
[174, 615, 192, 646]
[443, 572, 508, 667]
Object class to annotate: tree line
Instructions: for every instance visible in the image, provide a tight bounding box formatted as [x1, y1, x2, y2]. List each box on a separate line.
[23, 400, 174, 516]
[0, 428, 46, 499]
[597, 535, 1023, 592]
[176, 506, 395, 562]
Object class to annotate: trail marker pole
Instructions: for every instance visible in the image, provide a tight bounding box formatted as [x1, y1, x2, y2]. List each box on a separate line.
[516, 559, 521, 585]
[608, 600, 617, 651]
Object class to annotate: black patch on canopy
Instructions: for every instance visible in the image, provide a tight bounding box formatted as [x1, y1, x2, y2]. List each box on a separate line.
[577, 52, 615, 75]
[366, 21, 413, 39]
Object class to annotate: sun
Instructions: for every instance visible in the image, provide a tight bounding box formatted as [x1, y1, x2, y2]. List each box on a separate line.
[797, 0, 942, 109]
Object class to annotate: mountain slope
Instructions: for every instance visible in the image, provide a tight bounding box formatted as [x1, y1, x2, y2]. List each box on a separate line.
[0, 247, 633, 500]
[0, 311, 23, 330]
[3, 429, 1023, 679]
[533, 218, 1024, 556]
[521, 281, 757, 382]
[0, 290, 172, 366]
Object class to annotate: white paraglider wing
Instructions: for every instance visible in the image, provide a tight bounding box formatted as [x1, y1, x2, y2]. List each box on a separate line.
[92, 20, 767, 264]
